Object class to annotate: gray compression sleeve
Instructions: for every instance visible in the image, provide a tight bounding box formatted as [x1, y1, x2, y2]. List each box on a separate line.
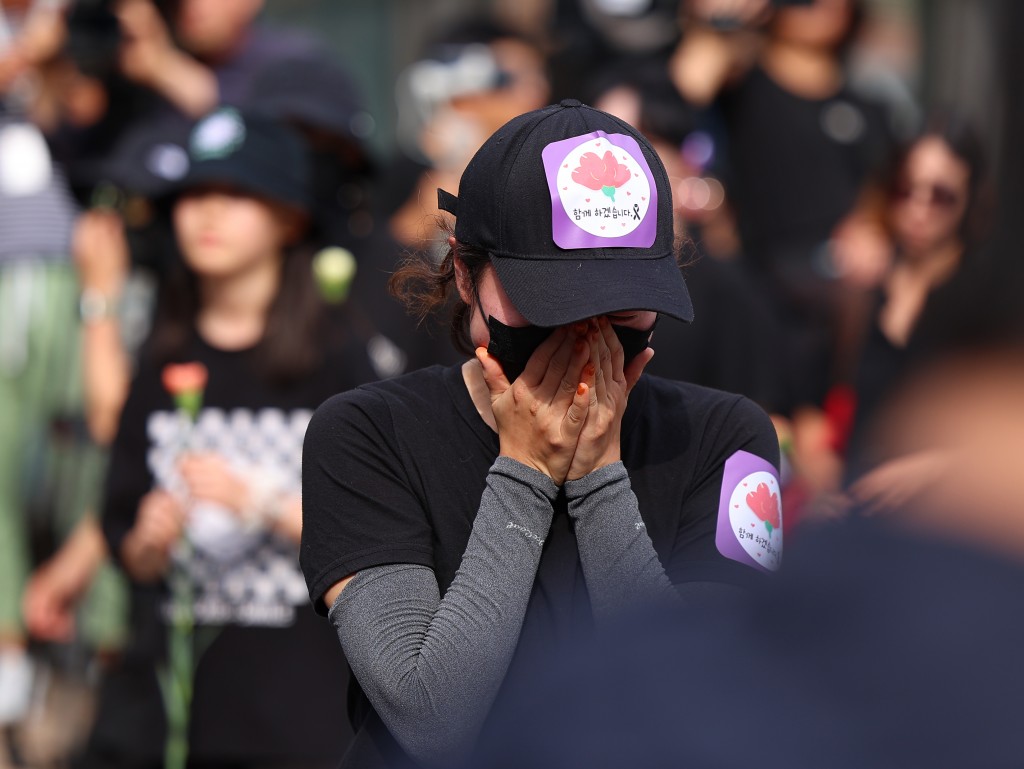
[328, 456, 558, 767]
[564, 462, 682, 623]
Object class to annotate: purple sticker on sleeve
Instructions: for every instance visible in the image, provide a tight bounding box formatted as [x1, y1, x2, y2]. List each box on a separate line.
[541, 131, 658, 250]
[715, 450, 783, 572]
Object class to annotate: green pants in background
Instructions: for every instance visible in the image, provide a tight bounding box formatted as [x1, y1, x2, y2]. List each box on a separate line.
[0, 260, 127, 649]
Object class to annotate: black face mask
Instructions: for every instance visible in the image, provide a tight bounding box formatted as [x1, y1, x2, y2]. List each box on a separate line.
[485, 315, 657, 382]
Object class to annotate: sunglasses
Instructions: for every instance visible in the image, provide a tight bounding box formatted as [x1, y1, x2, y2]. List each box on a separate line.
[892, 181, 963, 209]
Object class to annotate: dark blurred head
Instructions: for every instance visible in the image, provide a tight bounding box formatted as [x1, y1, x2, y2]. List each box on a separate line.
[889, 113, 987, 256]
[769, 0, 863, 53]
[246, 56, 374, 173]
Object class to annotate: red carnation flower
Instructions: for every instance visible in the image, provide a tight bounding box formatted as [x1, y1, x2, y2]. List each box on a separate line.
[746, 482, 780, 535]
[162, 362, 208, 421]
[572, 151, 631, 202]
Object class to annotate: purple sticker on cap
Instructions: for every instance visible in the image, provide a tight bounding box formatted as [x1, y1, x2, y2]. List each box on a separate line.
[541, 131, 658, 250]
[715, 450, 783, 573]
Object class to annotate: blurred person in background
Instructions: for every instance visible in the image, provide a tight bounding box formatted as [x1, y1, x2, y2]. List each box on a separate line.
[5, 5, 183, 761]
[115, 0, 319, 119]
[368, 17, 552, 375]
[387, 17, 550, 252]
[541, 0, 683, 101]
[0, 4, 128, 760]
[588, 59, 788, 416]
[840, 113, 987, 491]
[244, 55, 454, 378]
[21, 3, 396, 714]
[21, 0, 378, 646]
[670, 0, 895, 514]
[75, 109, 375, 769]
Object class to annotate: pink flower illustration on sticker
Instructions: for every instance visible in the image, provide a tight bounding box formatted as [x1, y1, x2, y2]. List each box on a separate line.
[746, 482, 780, 535]
[572, 151, 631, 202]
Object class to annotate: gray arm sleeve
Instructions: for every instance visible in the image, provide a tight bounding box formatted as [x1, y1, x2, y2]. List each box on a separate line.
[328, 456, 558, 767]
[564, 462, 683, 623]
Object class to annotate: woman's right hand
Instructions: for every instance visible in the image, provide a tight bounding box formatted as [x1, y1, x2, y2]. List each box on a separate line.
[121, 489, 184, 582]
[476, 326, 593, 485]
[567, 317, 654, 481]
[116, 0, 176, 89]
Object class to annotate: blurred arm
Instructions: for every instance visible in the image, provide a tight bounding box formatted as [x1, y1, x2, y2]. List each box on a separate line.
[116, 0, 217, 117]
[669, 0, 769, 106]
[73, 211, 132, 445]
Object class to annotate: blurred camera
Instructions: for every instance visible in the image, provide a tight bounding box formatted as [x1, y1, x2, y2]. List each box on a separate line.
[707, 0, 813, 31]
[65, 0, 177, 80]
[64, 0, 121, 79]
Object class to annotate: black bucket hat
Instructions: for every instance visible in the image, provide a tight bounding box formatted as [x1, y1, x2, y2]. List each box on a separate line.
[244, 56, 375, 175]
[176, 106, 312, 213]
[438, 99, 693, 327]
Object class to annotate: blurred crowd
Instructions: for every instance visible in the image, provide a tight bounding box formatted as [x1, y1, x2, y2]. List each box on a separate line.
[0, 0, 1021, 767]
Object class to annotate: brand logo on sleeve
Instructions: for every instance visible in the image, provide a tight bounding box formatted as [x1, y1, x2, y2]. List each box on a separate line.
[716, 450, 783, 572]
[541, 131, 657, 249]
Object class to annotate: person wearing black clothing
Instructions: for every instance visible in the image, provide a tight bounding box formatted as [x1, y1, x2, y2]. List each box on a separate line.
[79, 111, 376, 769]
[671, 0, 892, 411]
[300, 101, 781, 768]
[844, 116, 985, 488]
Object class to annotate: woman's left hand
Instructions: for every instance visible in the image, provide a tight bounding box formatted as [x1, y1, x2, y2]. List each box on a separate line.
[178, 453, 250, 515]
[566, 317, 653, 481]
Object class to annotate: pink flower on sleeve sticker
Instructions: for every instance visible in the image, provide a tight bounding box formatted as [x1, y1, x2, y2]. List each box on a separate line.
[541, 130, 657, 249]
[715, 450, 783, 572]
[571, 150, 632, 201]
[746, 482, 781, 536]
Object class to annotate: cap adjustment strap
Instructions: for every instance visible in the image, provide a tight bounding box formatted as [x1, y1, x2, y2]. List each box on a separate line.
[437, 188, 459, 216]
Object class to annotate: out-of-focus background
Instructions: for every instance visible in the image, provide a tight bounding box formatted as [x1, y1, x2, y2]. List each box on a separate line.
[271, 0, 1007, 160]
[2, 0, 1023, 767]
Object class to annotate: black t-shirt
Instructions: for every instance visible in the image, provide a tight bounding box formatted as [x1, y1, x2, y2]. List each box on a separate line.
[720, 66, 890, 277]
[845, 263, 971, 483]
[715, 66, 891, 409]
[91, 318, 377, 766]
[301, 364, 781, 767]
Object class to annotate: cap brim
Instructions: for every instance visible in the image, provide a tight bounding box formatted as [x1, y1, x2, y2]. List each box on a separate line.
[166, 162, 310, 213]
[490, 252, 694, 327]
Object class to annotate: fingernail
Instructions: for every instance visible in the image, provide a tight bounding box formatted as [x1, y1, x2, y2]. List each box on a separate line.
[572, 322, 588, 335]
[584, 363, 596, 377]
[577, 383, 588, 396]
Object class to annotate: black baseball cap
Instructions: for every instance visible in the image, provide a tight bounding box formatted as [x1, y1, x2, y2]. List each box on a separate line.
[176, 107, 312, 213]
[438, 99, 693, 327]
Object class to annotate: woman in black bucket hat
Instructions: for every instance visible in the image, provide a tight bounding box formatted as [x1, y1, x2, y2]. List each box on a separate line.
[300, 100, 782, 769]
[76, 108, 376, 769]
